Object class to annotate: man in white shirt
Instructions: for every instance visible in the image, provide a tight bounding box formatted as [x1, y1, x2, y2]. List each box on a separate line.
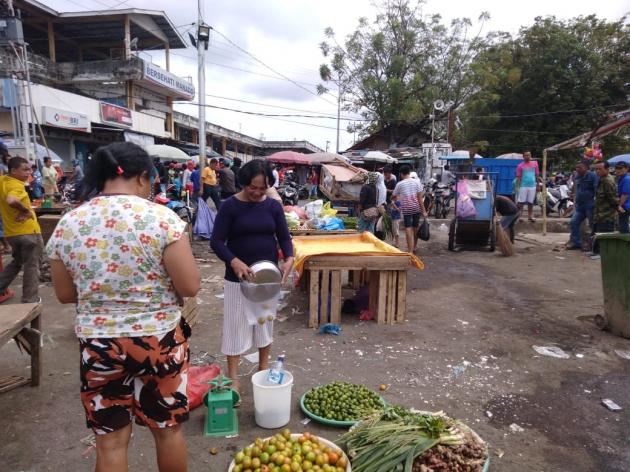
[392, 165, 428, 253]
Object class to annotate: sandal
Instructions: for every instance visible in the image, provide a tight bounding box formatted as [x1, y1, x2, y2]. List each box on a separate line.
[0, 289, 14, 304]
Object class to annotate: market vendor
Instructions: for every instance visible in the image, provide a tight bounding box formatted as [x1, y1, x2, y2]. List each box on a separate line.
[46, 142, 200, 472]
[210, 159, 294, 398]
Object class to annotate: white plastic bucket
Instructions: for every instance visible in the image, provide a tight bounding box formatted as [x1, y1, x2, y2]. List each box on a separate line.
[251, 370, 293, 429]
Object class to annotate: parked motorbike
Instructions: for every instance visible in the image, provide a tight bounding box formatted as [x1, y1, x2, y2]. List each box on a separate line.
[154, 190, 196, 241]
[545, 184, 573, 217]
[432, 181, 454, 219]
[278, 182, 299, 206]
[423, 178, 437, 216]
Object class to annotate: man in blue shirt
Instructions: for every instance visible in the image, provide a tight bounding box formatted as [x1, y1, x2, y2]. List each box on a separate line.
[616, 161, 629, 234]
[569, 161, 597, 250]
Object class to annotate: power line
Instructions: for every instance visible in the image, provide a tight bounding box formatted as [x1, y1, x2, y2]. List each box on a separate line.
[210, 27, 337, 107]
[175, 93, 364, 120]
[467, 103, 629, 119]
[179, 102, 368, 121]
[167, 49, 322, 88]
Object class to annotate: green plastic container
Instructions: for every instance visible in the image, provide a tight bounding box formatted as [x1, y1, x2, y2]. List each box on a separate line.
[597, 233, 630, 339]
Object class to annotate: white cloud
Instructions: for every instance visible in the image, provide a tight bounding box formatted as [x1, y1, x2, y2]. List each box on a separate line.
[45, 0, 629, 151]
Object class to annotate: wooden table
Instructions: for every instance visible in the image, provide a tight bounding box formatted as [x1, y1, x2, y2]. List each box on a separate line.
[0, 303, 42, 393]
[38, 214, 63, 244]
[290, 229, 356, 237]
[304, 255, 410, 328]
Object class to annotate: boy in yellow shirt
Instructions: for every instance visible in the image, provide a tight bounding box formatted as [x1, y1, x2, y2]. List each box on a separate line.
[0, 156, 43, 303]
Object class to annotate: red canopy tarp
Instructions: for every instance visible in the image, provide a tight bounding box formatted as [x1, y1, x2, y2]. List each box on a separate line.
[266, 151, 311, 165]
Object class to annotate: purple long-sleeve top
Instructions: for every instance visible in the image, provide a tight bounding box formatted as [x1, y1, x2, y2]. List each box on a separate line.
[210, 196, 293, 282]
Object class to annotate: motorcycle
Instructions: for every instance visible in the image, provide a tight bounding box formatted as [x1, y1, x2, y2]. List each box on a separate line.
[422, 178, 437, 216]
[278, 181, 299, 206]
[545, 184, 573, 217]
[432, 181, 454, 219]
[278, 174, 300, 206]
[154, 190, 196, 241]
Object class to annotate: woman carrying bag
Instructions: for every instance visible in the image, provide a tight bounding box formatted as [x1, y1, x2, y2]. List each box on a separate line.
[358, 172, 380, 234]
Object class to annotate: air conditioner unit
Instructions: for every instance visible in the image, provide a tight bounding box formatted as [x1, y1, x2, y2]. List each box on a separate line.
[0, 17, 24, 44]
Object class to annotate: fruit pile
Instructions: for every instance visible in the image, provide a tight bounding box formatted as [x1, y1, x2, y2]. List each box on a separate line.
[303, 382, 382, 422]
[231, 429, 348, 472]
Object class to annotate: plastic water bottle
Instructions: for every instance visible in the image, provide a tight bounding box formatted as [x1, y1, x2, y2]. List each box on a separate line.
[267, 354, 285, 385]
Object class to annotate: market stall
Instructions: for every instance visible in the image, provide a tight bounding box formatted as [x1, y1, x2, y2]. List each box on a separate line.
[318, 160, 366, 202]
[292, 232, 423, 327]
[0, 303, 42, 393]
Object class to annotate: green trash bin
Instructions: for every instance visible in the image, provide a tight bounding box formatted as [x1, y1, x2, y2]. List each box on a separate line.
[597, 233, 630, 339]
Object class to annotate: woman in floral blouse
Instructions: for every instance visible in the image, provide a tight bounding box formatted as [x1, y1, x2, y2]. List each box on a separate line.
[46, 142, 199, 472]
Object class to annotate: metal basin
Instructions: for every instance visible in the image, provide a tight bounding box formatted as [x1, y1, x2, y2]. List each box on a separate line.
[240, 261, 282, 302]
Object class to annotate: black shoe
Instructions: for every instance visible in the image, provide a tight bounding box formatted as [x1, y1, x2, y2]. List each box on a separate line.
[566, 245, 581, 250]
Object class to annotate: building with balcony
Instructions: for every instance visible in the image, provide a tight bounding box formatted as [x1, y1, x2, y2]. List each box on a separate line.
[0, 0, 322, 167]
[0, 0, 194, 164]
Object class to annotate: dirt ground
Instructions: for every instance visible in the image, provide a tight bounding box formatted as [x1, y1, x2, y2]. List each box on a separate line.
[1, 228, 629, 472]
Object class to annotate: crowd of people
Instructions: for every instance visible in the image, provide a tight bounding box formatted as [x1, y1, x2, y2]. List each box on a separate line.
[568, 159, 629, 258]
[152, 156, 243, 210]
[357, 164, 428, 253]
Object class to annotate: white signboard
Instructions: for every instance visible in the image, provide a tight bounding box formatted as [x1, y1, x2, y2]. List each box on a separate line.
[42, 106, 90, 132]
[143, 62, 195, 100]
[124, 131, 155, 147]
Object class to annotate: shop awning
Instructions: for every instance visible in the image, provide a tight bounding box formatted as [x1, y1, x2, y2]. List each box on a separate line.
[266, 151, 311, 165]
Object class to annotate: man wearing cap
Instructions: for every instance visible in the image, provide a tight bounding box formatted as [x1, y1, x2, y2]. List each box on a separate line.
[616, 161, 629, 233]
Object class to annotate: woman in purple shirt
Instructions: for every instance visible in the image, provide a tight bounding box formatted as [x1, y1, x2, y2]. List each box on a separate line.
[210, 160, 294, 395]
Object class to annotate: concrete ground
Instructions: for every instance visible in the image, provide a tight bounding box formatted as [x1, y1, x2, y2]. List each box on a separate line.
[1, 227, 629, 472]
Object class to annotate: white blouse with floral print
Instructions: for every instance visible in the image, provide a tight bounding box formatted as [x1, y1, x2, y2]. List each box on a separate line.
[46, 195, 186, 338]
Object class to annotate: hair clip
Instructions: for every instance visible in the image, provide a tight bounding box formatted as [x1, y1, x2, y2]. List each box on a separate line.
[116, 166, 124, 175]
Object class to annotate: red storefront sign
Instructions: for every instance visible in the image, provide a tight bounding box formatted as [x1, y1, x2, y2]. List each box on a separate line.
[100, 102, 133, 128]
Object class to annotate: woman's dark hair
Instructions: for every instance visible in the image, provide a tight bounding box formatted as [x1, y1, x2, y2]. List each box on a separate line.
[82, 142, 153, 198]
[238, 159, 275, 187]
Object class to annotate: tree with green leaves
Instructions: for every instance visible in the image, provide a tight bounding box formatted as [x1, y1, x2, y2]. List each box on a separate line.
[458, 14, 629, 158]
[318, 0, 491, 145]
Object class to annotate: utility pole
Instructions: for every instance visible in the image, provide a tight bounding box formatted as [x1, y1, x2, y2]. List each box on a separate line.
[197, 0, 210, 170]
[335, 87, 341, 154]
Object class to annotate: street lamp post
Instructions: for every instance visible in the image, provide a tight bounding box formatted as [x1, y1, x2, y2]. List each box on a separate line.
[197, 0, 210, 170]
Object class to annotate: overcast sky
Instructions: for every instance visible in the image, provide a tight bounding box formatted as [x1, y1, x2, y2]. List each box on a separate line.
[47, 0, 628, 152]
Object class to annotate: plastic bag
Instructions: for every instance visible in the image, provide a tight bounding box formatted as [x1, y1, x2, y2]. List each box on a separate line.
[418, 218, 430, 241]
[321, 217, 345, 231]
[320, 201, 338, 217]
[194, 197, 215, 239]
[305, 199, 324, 219]
[283, 206, 306, 219]
[187, 364, 221, 410]
[456, 194, 477, 218]
[242, 289, 281, 326]
[456, 180, 477, 219]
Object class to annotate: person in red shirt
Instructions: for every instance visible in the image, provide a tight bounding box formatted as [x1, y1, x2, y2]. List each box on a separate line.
[308, 168, 319, 199]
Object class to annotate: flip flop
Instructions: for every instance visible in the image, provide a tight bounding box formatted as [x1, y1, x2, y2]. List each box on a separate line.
[0, 289, 14, 304]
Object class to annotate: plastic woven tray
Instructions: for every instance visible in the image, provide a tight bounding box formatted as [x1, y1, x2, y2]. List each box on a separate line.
[299, 387, 386, 427]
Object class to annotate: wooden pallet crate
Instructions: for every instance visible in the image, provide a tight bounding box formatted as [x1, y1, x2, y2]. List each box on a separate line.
[304, 255, 410, 328]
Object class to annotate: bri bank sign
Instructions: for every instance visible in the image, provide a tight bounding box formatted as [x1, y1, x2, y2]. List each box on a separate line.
[142, 62, 195, 101]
